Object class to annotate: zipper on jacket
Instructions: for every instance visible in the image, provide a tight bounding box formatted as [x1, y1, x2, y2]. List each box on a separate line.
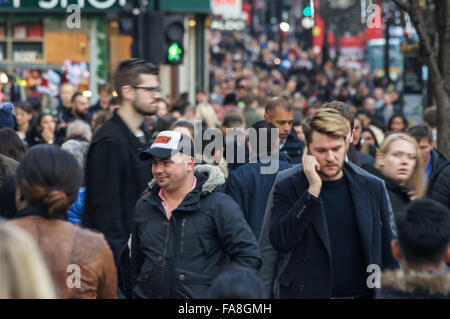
[180, 218, 186, 255]
[159, 206, 170, 281]
[297, 205, 307, 219]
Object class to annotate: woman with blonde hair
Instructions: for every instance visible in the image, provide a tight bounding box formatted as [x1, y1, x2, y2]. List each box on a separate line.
[195, 102, 219, 129]
[0, 221, 56, 298]
[365, 133, 426, 216]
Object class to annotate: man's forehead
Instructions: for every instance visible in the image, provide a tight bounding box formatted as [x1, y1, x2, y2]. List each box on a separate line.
[310, 131, 346, 146]
[139, 73, 159, 84]
[271, 108, 293, 119]
[418, 138, 432, 147]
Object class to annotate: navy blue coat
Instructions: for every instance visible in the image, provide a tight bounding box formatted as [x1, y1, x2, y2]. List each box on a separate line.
[269, 162, 398, 298]
[226, 155, 293, 239]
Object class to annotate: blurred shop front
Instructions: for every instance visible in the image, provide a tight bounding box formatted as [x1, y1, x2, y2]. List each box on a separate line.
[0, 0, 133, 107]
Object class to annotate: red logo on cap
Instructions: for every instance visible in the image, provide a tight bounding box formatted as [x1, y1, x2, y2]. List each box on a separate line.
[154, 136, 172, 144]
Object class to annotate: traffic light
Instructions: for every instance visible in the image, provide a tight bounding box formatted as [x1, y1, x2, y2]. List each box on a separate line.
[302, 5, 312, 17]
[164, 16, 185, 65]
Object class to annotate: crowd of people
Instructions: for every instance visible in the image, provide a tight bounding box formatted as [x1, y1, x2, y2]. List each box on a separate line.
[0, 29, 450, 299]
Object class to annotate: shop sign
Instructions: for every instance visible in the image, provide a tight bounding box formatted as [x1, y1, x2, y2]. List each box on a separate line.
[0, 0, 129, 11]
[210, 19, 245, 31]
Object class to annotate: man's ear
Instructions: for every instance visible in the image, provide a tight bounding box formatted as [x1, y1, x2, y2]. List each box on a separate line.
[263, 113, 270, 122]
[121, 85, 135, 103]
[391, 239, 403, 261]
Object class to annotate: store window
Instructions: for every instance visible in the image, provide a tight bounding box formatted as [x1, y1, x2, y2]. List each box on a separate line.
[0, 16, 45, 63]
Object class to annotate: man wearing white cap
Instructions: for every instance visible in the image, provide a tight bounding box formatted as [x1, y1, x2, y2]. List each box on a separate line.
[130, 130, 261, 299]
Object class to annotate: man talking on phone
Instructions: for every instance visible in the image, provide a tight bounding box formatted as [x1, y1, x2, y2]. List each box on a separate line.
[269, 108, 398, 299]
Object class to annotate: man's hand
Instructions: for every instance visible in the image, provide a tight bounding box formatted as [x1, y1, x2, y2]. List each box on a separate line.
[302, 146, 322, 197]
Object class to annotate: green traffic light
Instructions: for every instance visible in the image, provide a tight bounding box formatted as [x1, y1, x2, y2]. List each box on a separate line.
[168, 42, 183, 61]
[303, 6, 312, 17]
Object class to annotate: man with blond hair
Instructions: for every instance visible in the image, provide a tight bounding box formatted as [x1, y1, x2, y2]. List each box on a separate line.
[269, 108, 398, 299]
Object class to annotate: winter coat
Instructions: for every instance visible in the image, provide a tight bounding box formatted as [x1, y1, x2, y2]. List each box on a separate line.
[377, 269, 450, 298]
[267, 162, 398, 298]
[258, 161, 398, 298]
[364, 166, 411, 216]
[68, 187, 85, 225]
[280, 129, 305, 164]
[226, 155, 292, 239]
[130, 164, 262, 299]
[10, 205, 118, 299]
[83, 111, 152, 262]
[428, 149, 450, 209]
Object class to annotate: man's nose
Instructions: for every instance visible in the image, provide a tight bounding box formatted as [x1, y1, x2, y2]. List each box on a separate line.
[326, 151, 335, 161]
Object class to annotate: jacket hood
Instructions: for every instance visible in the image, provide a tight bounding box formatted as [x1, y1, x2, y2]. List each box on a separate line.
[147, 163, 225, 194]
[381, 269, 450, 296]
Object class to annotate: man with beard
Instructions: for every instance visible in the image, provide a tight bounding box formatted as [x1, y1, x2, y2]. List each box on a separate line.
[83, 59, 160, 263]
[269, 108, 398, 298]
[69, 93, 91, 123]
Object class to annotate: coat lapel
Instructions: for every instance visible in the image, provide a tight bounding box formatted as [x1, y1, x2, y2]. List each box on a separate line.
[343, 163, 373, 265]
[296, 170, 332, 263]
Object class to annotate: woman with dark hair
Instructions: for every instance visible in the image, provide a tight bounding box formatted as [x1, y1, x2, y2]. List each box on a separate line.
[388, 114, 409, 133]
[25, 112, 64, 147]
[14, 101, 34, 141]
[0, 128, 27, 161]
[9, 145, 117, 298]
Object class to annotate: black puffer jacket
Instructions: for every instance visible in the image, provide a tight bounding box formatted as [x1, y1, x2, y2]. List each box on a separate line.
[428, 149, 450, 209]
[130, 165, 262, 299]
[364, 165, 411, 216]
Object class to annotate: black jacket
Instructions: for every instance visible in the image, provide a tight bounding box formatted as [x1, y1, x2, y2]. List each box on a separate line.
[377, 269, 450, 299]
[82, 111, 152, 262]
[280, 129, 305, 164]
[428, 149, 450, 209]
[269, 162, 398, 298]
[364, 166, 410, 216]
[130, 165, 261, 299]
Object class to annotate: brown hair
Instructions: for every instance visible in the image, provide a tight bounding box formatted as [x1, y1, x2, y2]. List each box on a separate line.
[376, 133, 426, 199]
[16, 145, 82, 218]
[113, 58, 159, 104]
[302, 108, 350, 146]
[0, 128, 27, 161]
[321, 100, 355, 130]
[406, 123, 433, 144]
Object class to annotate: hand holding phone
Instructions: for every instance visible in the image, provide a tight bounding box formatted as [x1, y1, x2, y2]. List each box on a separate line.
[302, 146, 322, 197]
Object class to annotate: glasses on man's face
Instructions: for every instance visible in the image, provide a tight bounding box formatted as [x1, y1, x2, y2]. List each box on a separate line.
[131, 86, 162, 94]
